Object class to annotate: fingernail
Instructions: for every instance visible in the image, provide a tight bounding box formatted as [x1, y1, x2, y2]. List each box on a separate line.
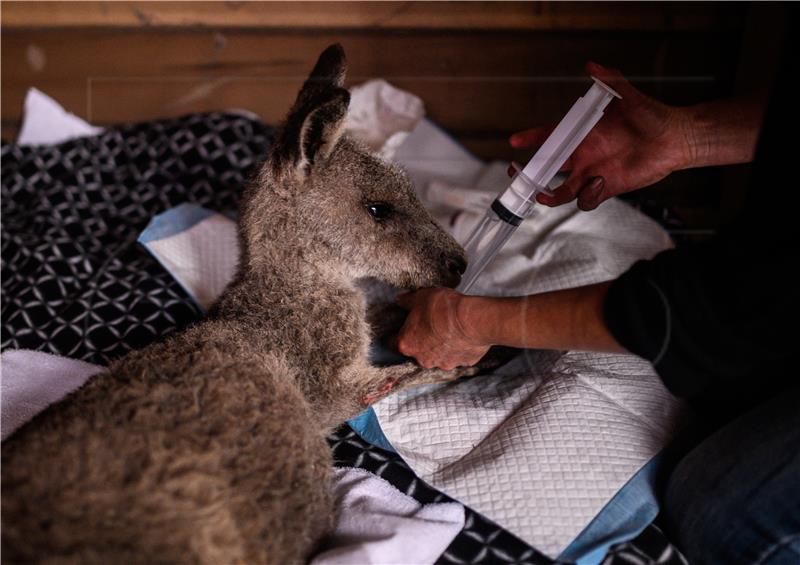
[580, 177, 605, 210]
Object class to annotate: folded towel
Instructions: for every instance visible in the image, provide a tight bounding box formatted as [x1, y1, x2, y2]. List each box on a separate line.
[1, 349, 102, 440]
[312, 467, 464, 565]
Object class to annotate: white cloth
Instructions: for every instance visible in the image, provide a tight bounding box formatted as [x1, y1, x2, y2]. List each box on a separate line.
[17, 88, 104, 146]
[312, 467, 464, 565]
[140, 207, 239, 311]
[345, 79, 425, 161]
[0, 349, 102, 440]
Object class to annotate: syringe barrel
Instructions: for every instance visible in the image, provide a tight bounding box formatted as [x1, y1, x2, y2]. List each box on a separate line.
[456, 77, 620, 295]
[520, 77, 620, 188]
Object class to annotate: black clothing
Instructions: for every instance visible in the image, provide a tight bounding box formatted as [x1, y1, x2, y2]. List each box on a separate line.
[604, 30, 797, 424]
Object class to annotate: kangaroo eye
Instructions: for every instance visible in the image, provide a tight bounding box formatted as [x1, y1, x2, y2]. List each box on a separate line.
[365, 202, 393, 221]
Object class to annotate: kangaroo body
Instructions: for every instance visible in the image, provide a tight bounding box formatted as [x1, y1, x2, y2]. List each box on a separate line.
[2, 46, 470, 564]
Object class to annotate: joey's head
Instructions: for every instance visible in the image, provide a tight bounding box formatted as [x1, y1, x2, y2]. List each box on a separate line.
[240, 44, 467, 289]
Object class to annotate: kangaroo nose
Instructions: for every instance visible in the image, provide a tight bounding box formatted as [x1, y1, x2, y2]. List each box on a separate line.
[446, 256, 467, 276]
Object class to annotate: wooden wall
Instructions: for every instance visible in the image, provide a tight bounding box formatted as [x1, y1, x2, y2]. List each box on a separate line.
[1, 2, 766, 228]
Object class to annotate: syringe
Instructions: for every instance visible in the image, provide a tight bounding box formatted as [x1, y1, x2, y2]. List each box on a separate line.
[456, 77, 621, 294]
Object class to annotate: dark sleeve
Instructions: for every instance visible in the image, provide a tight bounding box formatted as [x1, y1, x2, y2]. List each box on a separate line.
[604, 26, 798, 400]
[604, 233, 793, 399]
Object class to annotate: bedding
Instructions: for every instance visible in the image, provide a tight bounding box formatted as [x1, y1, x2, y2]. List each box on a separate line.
[1, 111, 270, 364]
[1, 89, 689, 565]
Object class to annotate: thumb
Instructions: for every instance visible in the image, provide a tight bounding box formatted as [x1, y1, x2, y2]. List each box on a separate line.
[585, 61, 641, 102]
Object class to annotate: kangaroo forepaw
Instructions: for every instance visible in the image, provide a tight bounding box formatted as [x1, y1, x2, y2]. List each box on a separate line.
[429, 365, 480, 381]
[359, 363, 479, 407]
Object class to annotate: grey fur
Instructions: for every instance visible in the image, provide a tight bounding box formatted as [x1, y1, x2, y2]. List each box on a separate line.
[1, 45, 473, 564]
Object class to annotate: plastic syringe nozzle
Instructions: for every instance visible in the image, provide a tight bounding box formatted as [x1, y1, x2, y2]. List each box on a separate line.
[457, 207, 519, 293]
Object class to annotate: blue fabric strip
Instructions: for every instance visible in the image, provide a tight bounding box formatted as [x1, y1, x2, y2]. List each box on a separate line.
[137, 203, 219, 313]
[347, 408, 396, 453]
[558, 454, 663, 564]
[137, 203, 216, 244]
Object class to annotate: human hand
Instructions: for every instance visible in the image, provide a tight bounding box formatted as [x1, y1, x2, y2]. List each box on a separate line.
[391, 288, 490, 370]
[510, 62, 693, 211]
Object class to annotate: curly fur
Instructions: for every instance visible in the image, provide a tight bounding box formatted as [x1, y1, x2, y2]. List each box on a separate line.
[1, 44, 471, 564]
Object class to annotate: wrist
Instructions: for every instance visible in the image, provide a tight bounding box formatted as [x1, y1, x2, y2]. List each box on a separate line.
[454, 294, 494, 347]
[673, 97, 763, 169]
[664, 105, 701, 172]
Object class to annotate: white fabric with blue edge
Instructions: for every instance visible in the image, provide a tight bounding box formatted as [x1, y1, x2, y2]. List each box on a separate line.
[139, 205, 238, 312]
[137, 81, 686, 562]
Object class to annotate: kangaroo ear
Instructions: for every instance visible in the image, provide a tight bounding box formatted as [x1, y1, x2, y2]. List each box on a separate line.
[296, 89, 350, 175]
[273, 44, 350, 178]
[296, 43, 347, 105]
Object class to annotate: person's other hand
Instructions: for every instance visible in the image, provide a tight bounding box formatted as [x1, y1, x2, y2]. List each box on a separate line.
[391, 288, 489, 370]
[509, 61, 693, 211]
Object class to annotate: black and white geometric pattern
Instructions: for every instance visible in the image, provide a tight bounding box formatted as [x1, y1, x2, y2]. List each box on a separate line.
[1, 113, 687, 564]
[328, 425, 551, 565]
[1, 112, 272, 365]
[602, 524, 689, 565]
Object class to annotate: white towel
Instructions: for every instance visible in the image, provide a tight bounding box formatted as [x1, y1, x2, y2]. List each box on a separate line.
[0, 349, 102, 440]
[312, 467, 464, 565]
[17, 88, 104, 146]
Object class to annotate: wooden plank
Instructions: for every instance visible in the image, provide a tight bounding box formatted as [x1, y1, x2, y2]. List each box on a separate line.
[1, 1, 740, 31]
[1, 29, 741, 135]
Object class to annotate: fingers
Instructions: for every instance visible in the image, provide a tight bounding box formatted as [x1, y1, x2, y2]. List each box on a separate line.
[576, 176, 606, 211]
[506, 161, 523, 178]
[509, 126, 554, 149]
[536, 175, 583, 207]
[536, 174, 608, 210]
